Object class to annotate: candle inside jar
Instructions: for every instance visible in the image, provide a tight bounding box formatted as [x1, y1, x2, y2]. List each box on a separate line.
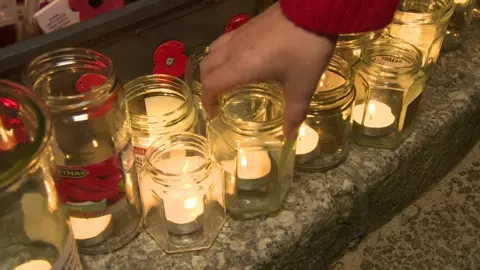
[14, 260, 52, 270]
[221, 148, 272, 192]
[70, 215, 112, 240]
[147, 155, 205, 226]
[353, 101, 396, 136]
[145, 95, 184, 116]
[295, 123, 319, 155]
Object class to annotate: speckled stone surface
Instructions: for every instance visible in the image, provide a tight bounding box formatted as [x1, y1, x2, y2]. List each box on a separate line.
[82, 23, 480, 269]
[334, 139, 480, 270]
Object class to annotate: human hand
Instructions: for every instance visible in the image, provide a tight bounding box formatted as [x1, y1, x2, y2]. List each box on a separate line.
[200, 2, 336, 140]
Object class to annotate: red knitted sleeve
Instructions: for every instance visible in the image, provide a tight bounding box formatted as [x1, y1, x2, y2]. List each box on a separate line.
[280, 0, 400, 35]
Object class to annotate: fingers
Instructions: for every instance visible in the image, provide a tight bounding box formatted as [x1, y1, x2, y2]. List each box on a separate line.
[282, 80, 316, 140]
[209, 31, 234, 51]
[201, 58, 263, 118]
[199, 32, 235, 85]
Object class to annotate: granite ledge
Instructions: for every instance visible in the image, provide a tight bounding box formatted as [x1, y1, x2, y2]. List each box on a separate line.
[82, 23, 480, 269]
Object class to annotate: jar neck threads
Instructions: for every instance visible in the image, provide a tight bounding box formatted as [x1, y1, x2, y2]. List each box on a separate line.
[311, 55, 354, 110]
[125, 74, 195, 134]
[219, 83, 284, 136]
[336, 31, 381, 49]
[360, 37, 423, 78]
[145, 132, 214, 188]
[394, 0, 454, 24]
[22, 48, 115, 114]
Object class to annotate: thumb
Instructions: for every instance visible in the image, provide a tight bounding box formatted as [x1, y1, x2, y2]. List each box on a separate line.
[282, 80, 315, 141]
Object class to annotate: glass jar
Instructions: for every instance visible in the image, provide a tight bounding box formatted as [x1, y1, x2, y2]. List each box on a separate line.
[207, 83, 296, 219]
[23, 48, 142, 254]
[295, 55, 355, 172]
[0, 80, 83, 269]
[386, 0, 454, 69]
[442, 0, 476, 51]
[185, 46, 209, 137]
[125, 74, 197, 173]
[352, 37, 427, 149]
[139, 132, 225, 253]
[334, 31, 381, 66]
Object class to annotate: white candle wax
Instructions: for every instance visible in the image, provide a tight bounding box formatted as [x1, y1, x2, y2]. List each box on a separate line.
[221, 149, 271, 179]
[220, 148, 272, 192]
[353, 101, 396, 136]
[70, 215, 112, 240]
[14, 260, 52, 270]
[144, 155, 205, 224]
[295, 124, 319, 155]
[144, 96, 184, 116]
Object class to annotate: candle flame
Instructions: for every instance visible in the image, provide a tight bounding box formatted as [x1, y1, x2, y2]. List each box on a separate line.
[240, 155, 248, 168]
[367, 103, 376, 120]
[184, 197, 198, 209]
[318, 73, 327, 88]
[368, 103, 376, 113]
[182, 159, 190, 173]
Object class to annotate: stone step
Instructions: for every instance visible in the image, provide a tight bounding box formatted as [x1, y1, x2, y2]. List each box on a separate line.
[82, 23, 480, 270]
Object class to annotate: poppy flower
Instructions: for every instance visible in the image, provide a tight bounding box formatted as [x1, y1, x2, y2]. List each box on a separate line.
[153, 41, 187, 78]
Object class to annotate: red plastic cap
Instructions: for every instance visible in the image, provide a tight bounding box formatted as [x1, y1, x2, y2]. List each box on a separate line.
[224, 13, 251, 33]
[153, 41, 187, 78]
[76, 73, 107, 93]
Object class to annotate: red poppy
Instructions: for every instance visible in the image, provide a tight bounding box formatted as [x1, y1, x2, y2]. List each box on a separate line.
[153, 41, 187, 78]
[224, 13, 251, 33]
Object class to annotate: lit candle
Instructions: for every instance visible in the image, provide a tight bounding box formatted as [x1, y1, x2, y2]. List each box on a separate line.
[353, 101, 396, 136]
[70, 215, 113, 241]
[295, 123, 319, 155]
[14, 260, 52, 270]
[144, 155, 205, 235]
[221, 148, 272, 192]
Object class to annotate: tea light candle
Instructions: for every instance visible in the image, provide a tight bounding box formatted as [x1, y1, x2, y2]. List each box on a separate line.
[14, 260, 52, 270]
[143, 155, 205, 235]
[70, 215, 112, 241]
[221, 148, 272, 192]
[353, 100, 396, 137]
[295, 123, 319, 155]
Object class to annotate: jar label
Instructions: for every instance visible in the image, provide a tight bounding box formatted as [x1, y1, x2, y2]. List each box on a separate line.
[134, 146, 149, 174]
[372, 56, 408, 68]
[52, 231, 82, 270]
[33, 0, 80, 33]
[57, 142, 134, 218]
[0, 0, 18, 27]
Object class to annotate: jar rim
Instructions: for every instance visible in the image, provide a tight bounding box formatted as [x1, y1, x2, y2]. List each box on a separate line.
[219, 83, 284, 135]
[336, 31, 382, 48]
[393, 0, 454, 24]
[125, 74, 196, 133]
[22, 47, 116, 113]
[145, 132, 214, 186]
[0, 80, 52, 190]
[361, 37, 423, 75]
[311, 55, 355, 109]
